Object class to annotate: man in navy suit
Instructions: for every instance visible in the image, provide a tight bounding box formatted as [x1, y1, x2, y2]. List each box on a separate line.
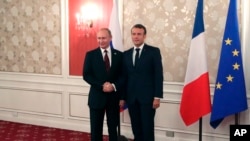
[120, 24, 163, 141]
[83, 28, 123, 141]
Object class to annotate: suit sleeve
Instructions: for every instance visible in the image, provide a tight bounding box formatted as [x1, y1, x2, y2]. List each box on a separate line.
[115, 54, 127, 100]
[153, 48, 164, 98]
[83, 51, 103, 91]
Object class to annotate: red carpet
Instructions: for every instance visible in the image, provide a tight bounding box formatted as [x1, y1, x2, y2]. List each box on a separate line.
[0, 120, 111, 141]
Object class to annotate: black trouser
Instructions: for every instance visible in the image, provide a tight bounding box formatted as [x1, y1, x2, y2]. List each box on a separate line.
[90, 105, 119, 141]
[128, 100, 156, 141]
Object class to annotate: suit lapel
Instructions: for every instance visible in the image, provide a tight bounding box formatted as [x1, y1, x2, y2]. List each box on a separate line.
[96, 48, 108, 73]
[110, 49, 116, 69]
[128, 49, 134, 68]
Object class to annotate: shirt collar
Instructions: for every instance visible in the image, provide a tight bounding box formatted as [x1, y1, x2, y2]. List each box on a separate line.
[101, 46, 111, 53]
[134, 43, 144, 51]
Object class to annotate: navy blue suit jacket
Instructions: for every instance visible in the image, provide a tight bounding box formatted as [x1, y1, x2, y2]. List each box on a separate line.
[83, 47, 123, 109]
[122, 44, 163, 105]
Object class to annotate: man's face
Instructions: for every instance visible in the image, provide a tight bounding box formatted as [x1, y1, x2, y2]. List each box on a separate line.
[97, 30, 112, 49]
[131, 28, 146, 47]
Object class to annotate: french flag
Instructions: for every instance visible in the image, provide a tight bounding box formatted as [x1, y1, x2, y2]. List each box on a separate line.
[179, 0, 211, 126]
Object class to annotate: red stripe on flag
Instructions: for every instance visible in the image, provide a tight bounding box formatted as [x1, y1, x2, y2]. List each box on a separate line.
[180, 72, 211, 126]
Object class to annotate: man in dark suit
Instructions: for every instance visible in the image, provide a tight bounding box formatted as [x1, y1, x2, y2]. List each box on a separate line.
[120, 24, 163, 141]
[83, 28, 123, 141]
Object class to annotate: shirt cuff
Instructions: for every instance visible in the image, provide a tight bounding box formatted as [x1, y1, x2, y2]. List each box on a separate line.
[112, 84, 117, 92]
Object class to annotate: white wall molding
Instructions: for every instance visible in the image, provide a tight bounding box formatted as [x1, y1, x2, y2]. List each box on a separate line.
[1, 77, 249, 141]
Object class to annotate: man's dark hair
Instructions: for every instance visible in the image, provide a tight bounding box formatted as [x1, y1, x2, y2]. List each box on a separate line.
[131, 24, 147, 35]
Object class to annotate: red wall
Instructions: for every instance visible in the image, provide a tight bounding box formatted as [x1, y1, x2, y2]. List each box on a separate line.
[68, 0, 113, 76]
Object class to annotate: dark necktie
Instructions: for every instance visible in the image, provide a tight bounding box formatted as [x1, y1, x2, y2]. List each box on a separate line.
[104, 50, 110, 72]
[134, 48, 140, 67]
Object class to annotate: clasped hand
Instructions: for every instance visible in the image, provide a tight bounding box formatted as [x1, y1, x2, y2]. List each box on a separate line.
[103, 82, 114, 93]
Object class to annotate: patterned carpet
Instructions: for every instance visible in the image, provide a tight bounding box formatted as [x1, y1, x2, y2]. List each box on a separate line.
[0, 120, 112, 141]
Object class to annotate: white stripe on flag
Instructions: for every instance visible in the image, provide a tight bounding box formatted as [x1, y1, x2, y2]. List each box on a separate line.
[109, 0, 123, 51]
[184, 33, 208, 85]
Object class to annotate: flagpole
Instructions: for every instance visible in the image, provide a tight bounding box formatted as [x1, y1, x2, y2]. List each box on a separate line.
[235, 113, 239, 125]
[199, 118, 202, 141]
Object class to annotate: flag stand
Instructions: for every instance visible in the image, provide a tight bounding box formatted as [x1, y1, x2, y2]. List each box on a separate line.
[118, 112, 128, 141]
[199, 118, 202, 141]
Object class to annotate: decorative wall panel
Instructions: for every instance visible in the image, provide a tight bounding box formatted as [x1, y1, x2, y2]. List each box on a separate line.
[0, 0, 61, 74]
[0, 88, 62, 115]
[123, 0, 240, 82]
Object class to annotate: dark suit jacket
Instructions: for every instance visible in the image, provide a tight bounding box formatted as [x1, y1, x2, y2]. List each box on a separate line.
[122, 44, 163, 105]
[83, 47, 123, 109]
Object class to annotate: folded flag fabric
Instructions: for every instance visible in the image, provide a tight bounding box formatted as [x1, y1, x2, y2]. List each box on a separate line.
[120, 104, 128, 112]
[109, 0, 123, 52]
[180, 0, 211, 126]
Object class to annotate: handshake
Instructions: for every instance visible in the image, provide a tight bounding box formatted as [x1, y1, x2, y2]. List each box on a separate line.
[102, 82, 115, 93]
